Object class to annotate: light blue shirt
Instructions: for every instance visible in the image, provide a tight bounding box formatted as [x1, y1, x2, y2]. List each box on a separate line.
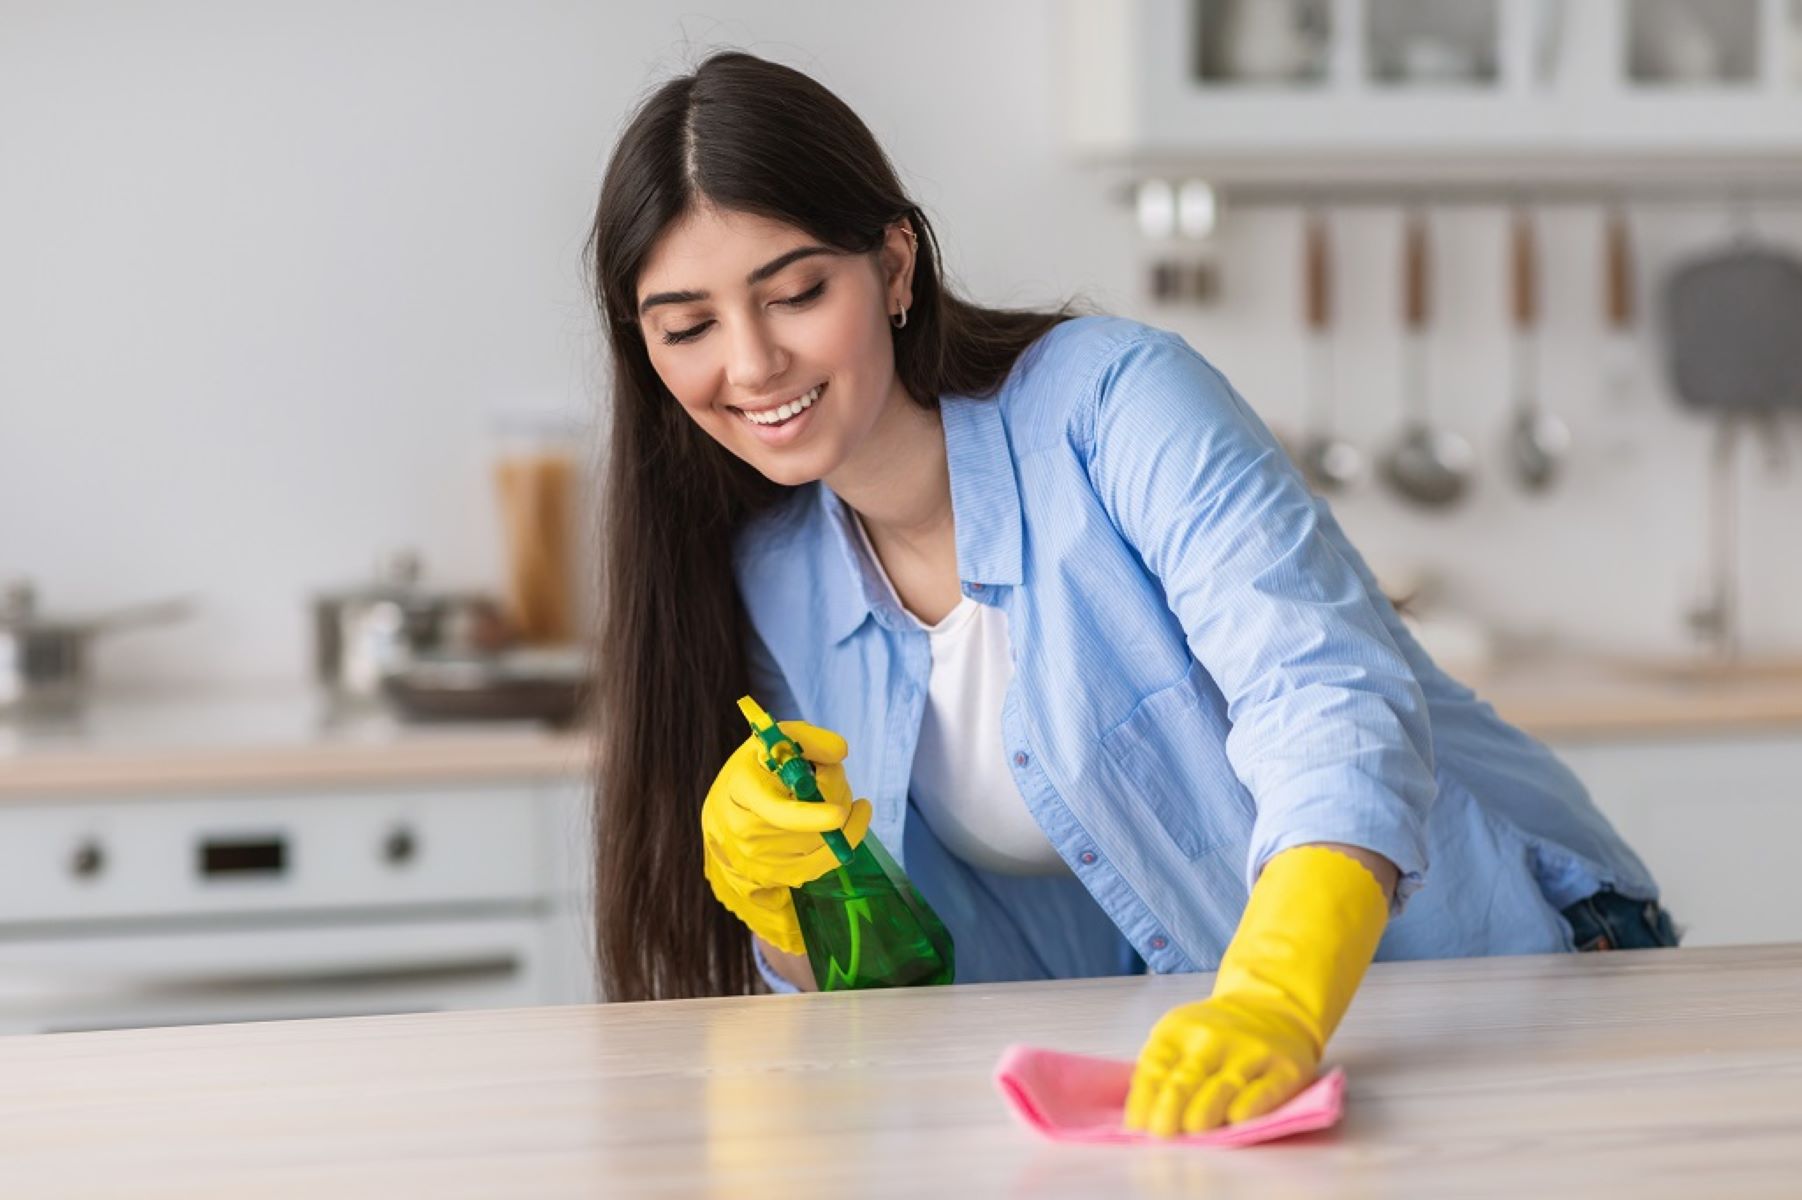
[738, 316, 1658, 991]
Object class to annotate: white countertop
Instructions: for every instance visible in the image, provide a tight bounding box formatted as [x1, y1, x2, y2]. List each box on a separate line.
[0, 686, 589, 799]
[5, 657, 1802, 799]
[0, 944, 1795, 1197]
[1464, 652, 1802, 742]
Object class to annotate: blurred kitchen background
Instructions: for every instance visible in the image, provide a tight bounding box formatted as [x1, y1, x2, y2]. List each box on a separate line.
[3, 0, 1801, 1030]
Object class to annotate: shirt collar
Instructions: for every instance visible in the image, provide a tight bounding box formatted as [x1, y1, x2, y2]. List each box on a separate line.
[816, 395, 1024, 645]
[941, 395, 1025, 591]
[817, 485, 891, 645]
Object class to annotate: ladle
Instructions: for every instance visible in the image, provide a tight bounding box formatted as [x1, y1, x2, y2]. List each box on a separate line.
[1506, 208, 1570, 492]
[1298, 211, 1364, 493]
[1381, 211, 1473, 509]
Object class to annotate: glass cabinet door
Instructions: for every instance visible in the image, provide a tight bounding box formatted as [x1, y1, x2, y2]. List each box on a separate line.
[1063, 0, 1802, 175]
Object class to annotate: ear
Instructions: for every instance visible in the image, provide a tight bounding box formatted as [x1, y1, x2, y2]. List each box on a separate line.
[881, 219, 917, 317]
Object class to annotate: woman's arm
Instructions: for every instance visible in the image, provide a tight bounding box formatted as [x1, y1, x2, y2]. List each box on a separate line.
[1126, 843, 1392, 1136]
[1307, 842, 1398, 898]
[1081, 330, 1437, 904]
[1077, 332, 1425, 1133]
[755, 936, 819, 991]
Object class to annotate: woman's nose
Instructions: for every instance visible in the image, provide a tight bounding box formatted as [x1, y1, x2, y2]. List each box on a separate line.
[723, 318, 788, 394]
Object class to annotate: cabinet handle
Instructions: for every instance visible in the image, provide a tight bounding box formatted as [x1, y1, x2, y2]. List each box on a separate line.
[1, 953, 523, 1009]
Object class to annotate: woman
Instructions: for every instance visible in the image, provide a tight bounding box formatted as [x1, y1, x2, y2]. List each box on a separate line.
[587, 51, 1675, 1137]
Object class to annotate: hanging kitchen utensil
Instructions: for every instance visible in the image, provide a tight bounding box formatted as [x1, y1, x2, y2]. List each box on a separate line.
[1381, 210, 1473, 508]
[0, 581, 195, 719]
[1661, 211, 1802, 660]
[1297, 211, 1364, 494]
[1684, 415, 1742, 660]
[1599, 205, 1641, 461]
[1663, 238, 1802, 416]
[1505, 208, 1570, 493]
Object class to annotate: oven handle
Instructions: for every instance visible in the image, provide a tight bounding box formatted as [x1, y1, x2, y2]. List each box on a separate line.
[0, 951, 523, 1006]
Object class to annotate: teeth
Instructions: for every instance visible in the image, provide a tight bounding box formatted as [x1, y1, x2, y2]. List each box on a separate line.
[743, 385, 821, 426]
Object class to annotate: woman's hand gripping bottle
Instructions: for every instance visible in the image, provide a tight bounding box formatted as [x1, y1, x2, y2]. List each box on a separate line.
[700, 696, 953, 989]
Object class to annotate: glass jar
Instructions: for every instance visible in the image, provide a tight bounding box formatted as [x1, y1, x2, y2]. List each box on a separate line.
[491, 413, 584, 645]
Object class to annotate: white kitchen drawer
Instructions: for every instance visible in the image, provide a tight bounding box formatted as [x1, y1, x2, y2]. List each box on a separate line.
[0, 913, 549, 1035]
[0, 785, 544, 925]
[1553, 731, 1802, 948]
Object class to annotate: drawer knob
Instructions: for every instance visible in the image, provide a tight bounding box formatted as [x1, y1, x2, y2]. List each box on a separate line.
[70, 840, 106, 880]
[382, 825, 418, 867]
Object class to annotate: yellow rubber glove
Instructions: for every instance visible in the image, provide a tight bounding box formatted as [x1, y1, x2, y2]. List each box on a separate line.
[700, 720, 872, 956]
[1124, 844, 1390, 1136]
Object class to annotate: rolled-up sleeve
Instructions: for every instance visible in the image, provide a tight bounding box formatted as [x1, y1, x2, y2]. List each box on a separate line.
[751, 937, 802, 995]
[1080, 332, 1435, 908]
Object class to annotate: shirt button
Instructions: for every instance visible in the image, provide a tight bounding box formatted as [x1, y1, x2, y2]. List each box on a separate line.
[1149, 936, 1168, 951]
[1012, 751, 1029, 768]
[1079, 850, 1097, 865]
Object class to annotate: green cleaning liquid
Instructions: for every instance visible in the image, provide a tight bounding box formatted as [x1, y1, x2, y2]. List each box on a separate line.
[792, 831, 955, 990]
[737, 696, 954, 990]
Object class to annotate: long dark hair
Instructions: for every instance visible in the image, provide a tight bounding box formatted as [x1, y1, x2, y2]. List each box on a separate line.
[587, 51, 1076, 1001]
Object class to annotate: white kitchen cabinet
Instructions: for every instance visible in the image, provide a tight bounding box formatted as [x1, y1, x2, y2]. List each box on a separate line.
[538, 776, 599, 1004]
[1062, 0, 1802, 180]
[1550, 730, 1802, 947]
[0, 788, 541, 923]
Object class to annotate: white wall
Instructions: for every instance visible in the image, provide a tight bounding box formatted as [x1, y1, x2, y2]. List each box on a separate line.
[2, 1, 1797, 687]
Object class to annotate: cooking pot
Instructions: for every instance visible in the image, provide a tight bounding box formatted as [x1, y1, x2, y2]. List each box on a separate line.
[312, 551, 511, 702]
[0, 581, 194, 718]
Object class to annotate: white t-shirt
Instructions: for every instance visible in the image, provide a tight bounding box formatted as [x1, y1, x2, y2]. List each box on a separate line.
[853, 517, 1069, 877]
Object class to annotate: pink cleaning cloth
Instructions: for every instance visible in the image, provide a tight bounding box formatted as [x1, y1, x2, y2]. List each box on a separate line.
[993, 1044, 1345, 1147]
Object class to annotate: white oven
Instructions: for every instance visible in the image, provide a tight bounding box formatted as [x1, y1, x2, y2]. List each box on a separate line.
[0, 782, 591, 1034]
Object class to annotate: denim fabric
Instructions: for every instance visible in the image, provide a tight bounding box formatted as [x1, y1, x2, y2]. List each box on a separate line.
[1562, 890, 1681, 951]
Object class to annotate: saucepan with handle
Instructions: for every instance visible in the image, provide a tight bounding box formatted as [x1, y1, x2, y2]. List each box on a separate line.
[0, 580, 194, 719]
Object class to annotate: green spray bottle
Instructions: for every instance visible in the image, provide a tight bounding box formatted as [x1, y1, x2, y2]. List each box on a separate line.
[737, 696, 954, 990]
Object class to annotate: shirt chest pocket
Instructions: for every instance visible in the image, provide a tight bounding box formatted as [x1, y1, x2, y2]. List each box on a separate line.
[1099, 663, 1249, 861]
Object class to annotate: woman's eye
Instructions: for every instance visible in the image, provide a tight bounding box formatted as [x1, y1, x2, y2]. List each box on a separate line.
[775, 281, 826, 308]
[661, 320, 712, 345]
[655, 282, 822, 345]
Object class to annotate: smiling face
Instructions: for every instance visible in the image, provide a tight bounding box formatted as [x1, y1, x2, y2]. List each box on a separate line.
[635, 205, 916, 489]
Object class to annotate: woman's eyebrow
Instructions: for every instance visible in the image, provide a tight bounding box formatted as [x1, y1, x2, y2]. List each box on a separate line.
[746, 244, 833, 285]
[638, 244, 835, 315]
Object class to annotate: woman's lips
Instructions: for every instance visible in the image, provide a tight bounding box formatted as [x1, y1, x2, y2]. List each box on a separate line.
[735, 383, 824, 445]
